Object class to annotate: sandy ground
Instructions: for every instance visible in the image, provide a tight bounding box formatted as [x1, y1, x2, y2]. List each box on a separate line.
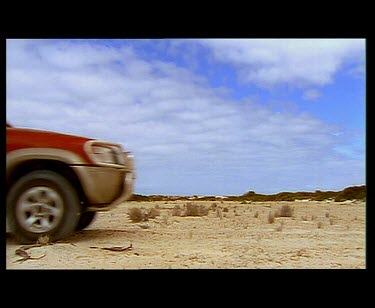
[6, 200, 366, 269]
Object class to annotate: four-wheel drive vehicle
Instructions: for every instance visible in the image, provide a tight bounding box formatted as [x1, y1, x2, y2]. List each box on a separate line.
[6, 123, 136, 244]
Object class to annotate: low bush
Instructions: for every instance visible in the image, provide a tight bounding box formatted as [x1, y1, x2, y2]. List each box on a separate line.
[210, 203, 218, 210]
[268, 212, 275, 223]
[199, 205, 209, 216]
[183, 203, 209, 217]
[147, 207, 160, 219]
[184, 203, 200, 216]
[279, 204, 294, 217]
[172, 204, 182, 216]
[128, 206, 160, 222]
[216, 207, 223, 219]
[128, 207, 146, 222]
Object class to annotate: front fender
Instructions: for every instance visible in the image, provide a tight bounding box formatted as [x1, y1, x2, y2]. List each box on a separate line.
[6, 148, 89, 176]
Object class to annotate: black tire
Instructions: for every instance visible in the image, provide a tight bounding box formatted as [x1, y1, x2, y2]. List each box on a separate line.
[76, 211, 97, 230]
[7, 170, 81, 244]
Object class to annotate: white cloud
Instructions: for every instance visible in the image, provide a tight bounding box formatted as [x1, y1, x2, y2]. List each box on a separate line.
[195, 39, 365, 88]
[6, 39, 365, 195]
[303, 89, 321, 101]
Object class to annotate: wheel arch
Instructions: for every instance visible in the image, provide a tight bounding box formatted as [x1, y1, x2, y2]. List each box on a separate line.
[6, 158, 88, 208]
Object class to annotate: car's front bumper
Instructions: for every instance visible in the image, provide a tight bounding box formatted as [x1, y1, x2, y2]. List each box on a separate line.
[72, 155, 136, 211]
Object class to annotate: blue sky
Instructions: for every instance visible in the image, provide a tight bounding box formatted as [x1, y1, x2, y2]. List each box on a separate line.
[6, 39, 366, 196]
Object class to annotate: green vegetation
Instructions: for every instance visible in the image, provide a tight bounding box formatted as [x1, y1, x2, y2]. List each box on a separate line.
[333, 186, 366, 202]
[128, 185, 366, 203]
[239, 185, 366, 202]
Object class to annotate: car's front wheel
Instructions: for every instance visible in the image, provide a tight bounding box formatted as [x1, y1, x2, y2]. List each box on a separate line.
[7, 170, 81, 244]
[76, 211, 97, 230]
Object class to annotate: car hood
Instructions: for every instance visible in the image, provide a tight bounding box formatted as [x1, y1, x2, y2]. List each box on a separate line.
[6, 127, 94, 153]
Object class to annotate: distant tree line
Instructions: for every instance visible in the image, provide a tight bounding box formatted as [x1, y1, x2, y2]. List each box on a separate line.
[129, 185, 366, 202]
[240, 185, 366, 202]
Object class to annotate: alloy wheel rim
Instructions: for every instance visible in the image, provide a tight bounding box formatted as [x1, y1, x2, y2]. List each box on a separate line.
[16, 186, 64, 233]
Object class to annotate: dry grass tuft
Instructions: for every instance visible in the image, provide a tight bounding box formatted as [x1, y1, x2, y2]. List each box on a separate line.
[275, 221, 284, 231]
[210, 203, 218, 210]
[216, 207, 223, 219]
[128, 207, 145, 222]
[128, 206, 160, 222]
[279, 204, 294, 217]
[268, 211, 275, 224]
[172, 204, 182, 216]
[182, 203, 209, 217]
[147, 207, 160, 219]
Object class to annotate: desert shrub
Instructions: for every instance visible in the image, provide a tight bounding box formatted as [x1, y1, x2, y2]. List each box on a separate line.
[223, 207, 229, 212]
[268, 212, 275, 224]
[147, 207, 160, 219]
[274, 209, 280, 218]
[184, 203, 200, 216]
[275, 221, 284, 231]
[183, 203, 209, 217]
[172, 204, 182, 216]
[199, 205, 209, 216]
[128, 207, 146, 222]
[210, 203, 218, 210]
[216, 207, 223, 219]
[279, 204, 294, 217]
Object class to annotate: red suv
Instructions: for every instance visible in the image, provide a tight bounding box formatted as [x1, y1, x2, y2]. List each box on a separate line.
[6, 122, 136, 244]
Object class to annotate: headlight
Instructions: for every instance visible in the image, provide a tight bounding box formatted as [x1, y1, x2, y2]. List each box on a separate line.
[91, 145, 117, 165]
[85, 140, 126, 167]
